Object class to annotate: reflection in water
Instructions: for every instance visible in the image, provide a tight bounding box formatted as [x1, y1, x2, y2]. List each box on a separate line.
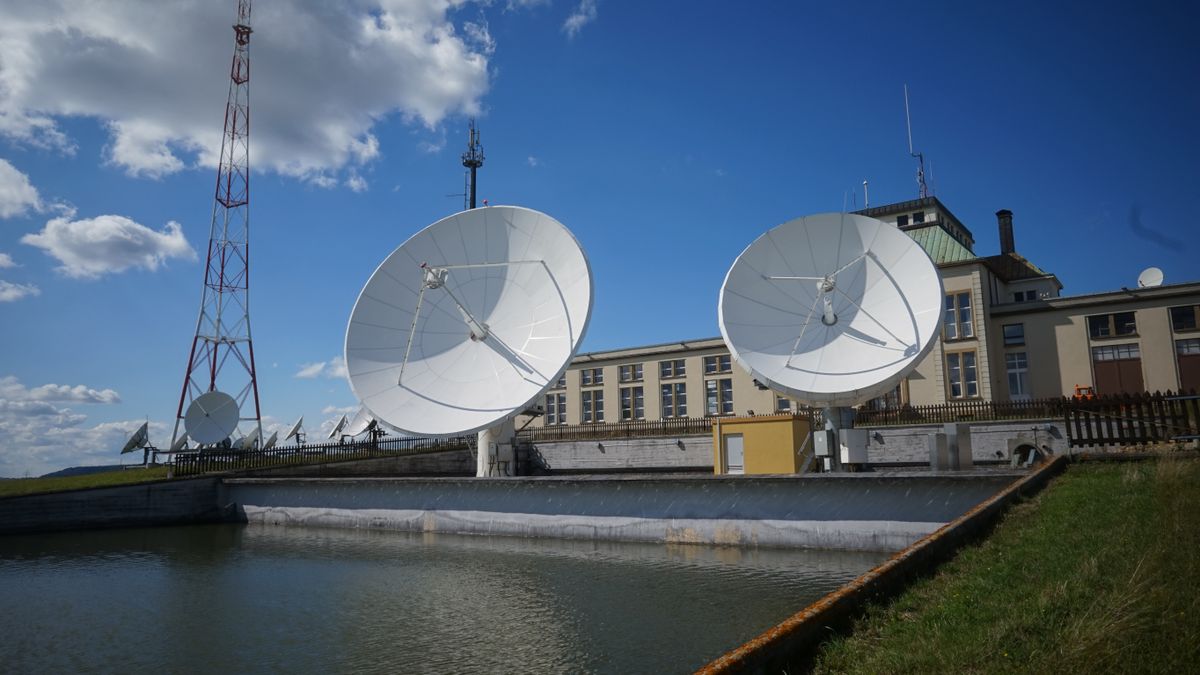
[0, 525, 885, 673]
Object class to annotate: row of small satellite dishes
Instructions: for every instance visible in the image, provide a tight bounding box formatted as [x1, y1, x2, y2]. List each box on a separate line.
[123, 415, 307, 454]
[164, 204, 1171, 453]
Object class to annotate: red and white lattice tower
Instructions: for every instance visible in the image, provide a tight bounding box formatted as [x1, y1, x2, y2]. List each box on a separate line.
[171, 0, 261, 448]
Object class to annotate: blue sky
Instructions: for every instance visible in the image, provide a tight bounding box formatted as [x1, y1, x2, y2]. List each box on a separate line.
[0, 0, 1195, 476]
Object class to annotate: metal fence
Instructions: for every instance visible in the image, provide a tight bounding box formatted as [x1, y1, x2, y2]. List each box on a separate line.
[173, 434, 472, 477]
[851, 398, 1071, 427]
[1065, 391, 1200, 447]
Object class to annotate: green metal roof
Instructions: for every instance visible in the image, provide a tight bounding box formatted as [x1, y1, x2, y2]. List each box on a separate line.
[905, 224, 976, 264]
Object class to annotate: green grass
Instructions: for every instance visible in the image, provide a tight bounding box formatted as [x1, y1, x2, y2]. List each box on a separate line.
[0, 466, 171, 498]
[812, 458, 1200, 674]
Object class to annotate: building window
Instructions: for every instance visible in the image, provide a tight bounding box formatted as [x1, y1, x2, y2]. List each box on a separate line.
[912, 211, 925, 223]
[661, 383, 687, 418]
[775, 395, 792, 413]
[1013, 290, 1038, 303]
[1003, 323, 1025, 346]
[544, 392, 566, 425]
[705, 378, 733, 415]
[618, 364, 643, 382]
[1179, 338, 1200, 355]
[581, 390, 604, 423]
[659, 359, 686, 379]
[703, 354, 731, 374]
[551, 374, 566, 389]
[619, 386, 644, 420]
[896, 214, 909, 227]
[1006, 352, 1029, 400]
[580, 367, 603, 386]
[1087, 312, 1137, 339]
[946, 351, 978, 399]
[1092, 344, 1141, 361]
[943, 292, 973, 340]
[863, 384, 903, 411]
[1171, 305, 1199, 332]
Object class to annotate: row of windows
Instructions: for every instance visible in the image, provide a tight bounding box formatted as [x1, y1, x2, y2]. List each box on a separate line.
[895, 211, 926, 227]
[552, 356, 718, 388]
[1092, 343, 1141, 361]
[544, 379, 732, 423]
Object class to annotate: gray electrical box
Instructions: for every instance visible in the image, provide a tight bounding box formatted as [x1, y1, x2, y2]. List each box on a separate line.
[839, 428, 869, 465]
[814, 430, 836, 457]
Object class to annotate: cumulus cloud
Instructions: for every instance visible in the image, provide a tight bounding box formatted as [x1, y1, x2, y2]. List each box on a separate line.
[0, 376, 121, 404]
[0, 280, 39, 302]
[0, 158, 41, 218]
[21, 214, 195, 279]
[0, 252, 15, 268]
[0, 375, 127, 477]
[527, 155, 539, 167]
[346, 174, 368, 193]
[0, 1, 492, 183]
[295, 356, 348, 380]
[322, 405, 357, 415]
[563, 0, 598, 38]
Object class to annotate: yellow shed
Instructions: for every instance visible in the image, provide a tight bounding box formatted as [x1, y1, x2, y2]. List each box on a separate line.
[711, 414, 814, 475]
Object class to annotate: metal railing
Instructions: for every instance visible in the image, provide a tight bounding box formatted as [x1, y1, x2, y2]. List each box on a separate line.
[851, 398, 1071, 427]
[173, 434, 472, 477]
[1065, 390, 1200, 447]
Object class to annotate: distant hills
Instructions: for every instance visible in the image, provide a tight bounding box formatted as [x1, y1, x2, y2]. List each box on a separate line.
[39, 464, 127, 478]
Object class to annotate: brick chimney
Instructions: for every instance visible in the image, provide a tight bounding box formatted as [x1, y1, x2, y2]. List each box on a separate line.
[996, 209, 1015, 255]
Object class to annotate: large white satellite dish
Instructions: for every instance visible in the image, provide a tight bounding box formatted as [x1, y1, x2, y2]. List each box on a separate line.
[719, 212, 943, 408]
[345, 206, 593, 437]
[1137, 266, 1164, 288]
[183, 391, 240, 445]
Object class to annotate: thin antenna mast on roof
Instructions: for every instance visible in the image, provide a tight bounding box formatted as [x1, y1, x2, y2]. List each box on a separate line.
[904, 84, 929, 199]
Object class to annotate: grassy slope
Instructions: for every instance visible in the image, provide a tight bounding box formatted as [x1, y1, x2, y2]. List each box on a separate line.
[813, 459, 1200, 674]
[0, 466, 171, 498]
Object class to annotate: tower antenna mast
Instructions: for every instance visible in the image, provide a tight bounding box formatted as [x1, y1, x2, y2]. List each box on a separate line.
[461, 119, 484, 209]
[904, 84, 929, 199]
[171, 0, 262, 448]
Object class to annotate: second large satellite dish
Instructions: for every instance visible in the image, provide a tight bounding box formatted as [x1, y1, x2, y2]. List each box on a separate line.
[719, 212, 943, 407]
[184, 391, 240, 445]
[346, 206, 593, 436]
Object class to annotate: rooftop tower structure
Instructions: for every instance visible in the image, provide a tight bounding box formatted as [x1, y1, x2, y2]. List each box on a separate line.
[461, 119, 484, 209]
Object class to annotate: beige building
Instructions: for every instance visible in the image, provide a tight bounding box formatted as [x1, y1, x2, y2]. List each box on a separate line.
[527, 197, 1200, 428]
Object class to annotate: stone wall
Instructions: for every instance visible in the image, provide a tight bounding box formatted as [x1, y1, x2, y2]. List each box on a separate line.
[868, 420, 1069, 464]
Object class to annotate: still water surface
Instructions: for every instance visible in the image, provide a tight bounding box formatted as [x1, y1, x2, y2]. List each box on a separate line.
[0, 524, 885, 673]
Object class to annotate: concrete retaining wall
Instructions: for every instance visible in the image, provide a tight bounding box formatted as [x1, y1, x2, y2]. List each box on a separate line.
[225, 472, 1020, 552]
[697, 455, 1069, 674]
[869, 420, 1069, 464]
[244, 449, 475, 478]
[0, 478, 235, 535]
[528, 435, 712, 472]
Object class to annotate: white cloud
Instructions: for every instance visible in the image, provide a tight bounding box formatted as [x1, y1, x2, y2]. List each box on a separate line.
[295, 356, 347, 380]
[0, 158, 41, 218]
[0, 1, 492, 182]
[0, 375, 127, 477]
[527, 155, 539, 167]
[563, 0, 598, 38]
[0, 280, 39, 302]
[0, 375, 121, 404]
[0, 252, 16, 268]
[346, 174, 368, 193]
[322, 405, 357, 415]
[21, 214, 195, 279]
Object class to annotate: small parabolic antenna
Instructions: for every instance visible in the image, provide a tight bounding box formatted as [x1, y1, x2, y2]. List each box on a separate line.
[343, 406, 374, 437]
[261, 430, 279, 451]
[238, 427, 261, 451]
[184, 391, 240, 445]
[327, 414, 348, 439]
[345, 205, 593, 438]
[121, 422, 150, 454]
[1137, 266, 1164, 288]
[169, 433, 189, 452]
[284, 417, 304, 443]
[719, 212, 943, 408]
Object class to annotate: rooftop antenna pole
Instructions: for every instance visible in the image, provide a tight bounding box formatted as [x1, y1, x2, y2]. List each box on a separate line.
[461, 119, 484, 209]
[904, 84, 929, 199]
[863, 180, 869, 208]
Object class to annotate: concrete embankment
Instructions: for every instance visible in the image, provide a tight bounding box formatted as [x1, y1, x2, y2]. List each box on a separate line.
[697, 455, 1068, 674]
[0, 477, 236, 535]
[224, 471, 1020, 551]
